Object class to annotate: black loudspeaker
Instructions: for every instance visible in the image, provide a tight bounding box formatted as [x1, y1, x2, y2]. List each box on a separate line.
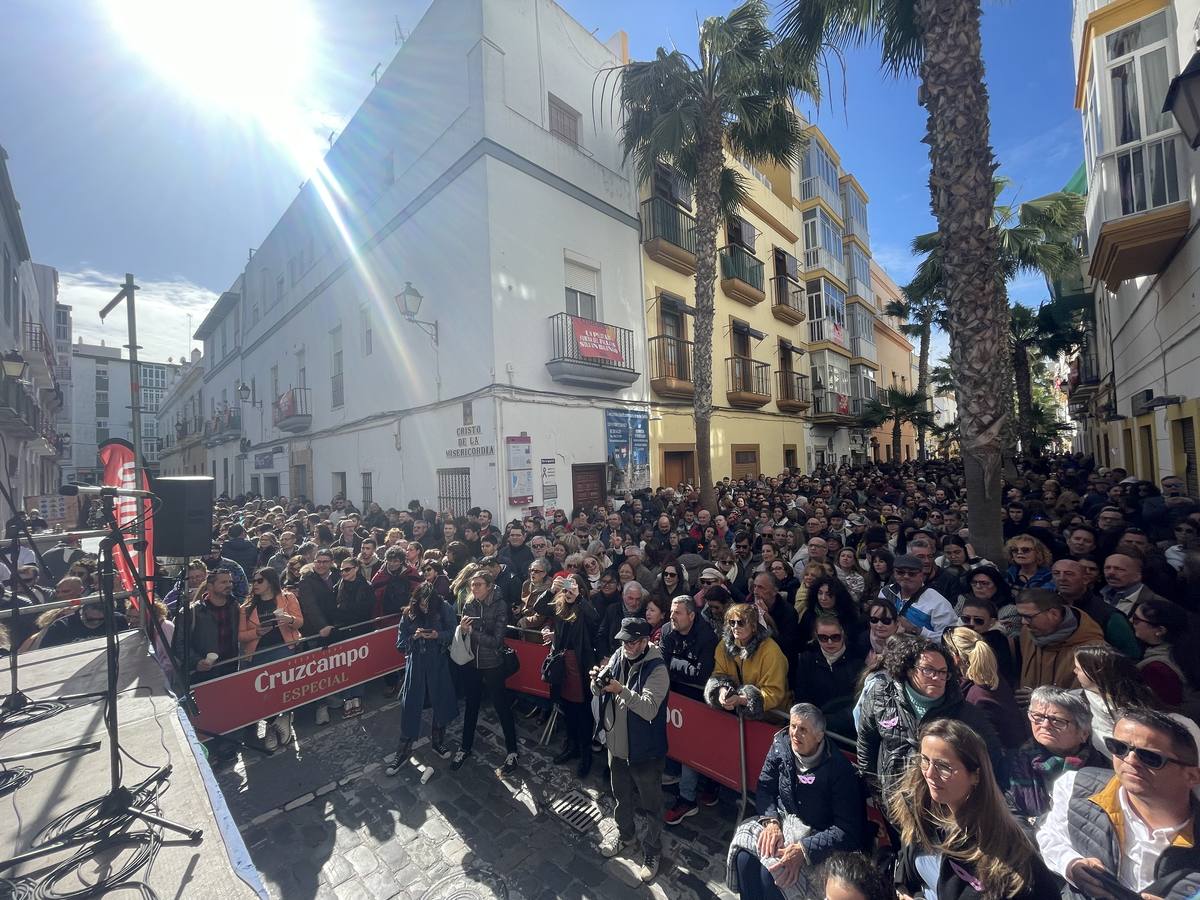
[154, 476, 215, 558]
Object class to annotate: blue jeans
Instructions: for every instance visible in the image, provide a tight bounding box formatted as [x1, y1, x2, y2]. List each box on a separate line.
[679, 764, 715, 803]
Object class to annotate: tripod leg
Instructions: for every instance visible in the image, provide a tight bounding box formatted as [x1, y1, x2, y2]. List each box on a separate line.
[0, 740, 101, 764]
[129, 807, 203, 841]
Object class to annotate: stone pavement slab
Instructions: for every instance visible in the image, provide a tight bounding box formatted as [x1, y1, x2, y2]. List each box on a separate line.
[216, 687, 740, 899]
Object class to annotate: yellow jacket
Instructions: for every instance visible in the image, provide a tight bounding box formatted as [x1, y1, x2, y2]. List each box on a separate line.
[704, 628, 792, 717]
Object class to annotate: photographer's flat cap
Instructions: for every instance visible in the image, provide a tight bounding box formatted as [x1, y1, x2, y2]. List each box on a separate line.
[614, 617, 650, 641]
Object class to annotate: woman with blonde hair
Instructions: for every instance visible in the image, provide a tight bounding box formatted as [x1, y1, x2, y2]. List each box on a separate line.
[449, 562, 481, 613]
[705, 603, 791, 718]
[890, 719, 1057, 899]
[792, 561, 833, 612]
[941, 627, 1026, 750]
[1003, 536, 1053, 591]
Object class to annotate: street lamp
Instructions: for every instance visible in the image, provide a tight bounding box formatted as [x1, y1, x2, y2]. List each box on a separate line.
[1163, 50, 1200, 149]
[395, 281, 438, 346]
[1, 350, 27, 380]
[236, 381, 261, 408]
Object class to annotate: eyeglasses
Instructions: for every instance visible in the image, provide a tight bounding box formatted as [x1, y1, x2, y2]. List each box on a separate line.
[1104, 737, 1188, 770]
[340, 567, 357, 573]
[961, 616, 988, 627]
[699, 578, 717, 586]
[727, 618, 749, 628]
[1028, 711, 1072, 730]
[868, 616, 895, 626]
[1011, 546, 1035, 554]
[1130, 613, 1155, 627]
[1017, 609, 1050, 622]
[816, 633, 843, 644]
[914, 664, 949, 680]
[970, 579, 992, 588]
[918, 755, 958, 779]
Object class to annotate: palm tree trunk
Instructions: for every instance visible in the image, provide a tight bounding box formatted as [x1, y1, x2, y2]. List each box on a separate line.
[916, 0, 1006, 562]
[692, 131, 723, 515]
[916, 317, 931, 461]
[1012, 342, 1035, 454]
[892, 416, 902, 465]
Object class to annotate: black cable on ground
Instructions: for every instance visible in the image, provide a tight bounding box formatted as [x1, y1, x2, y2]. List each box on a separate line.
[33, 829, 160, 900]
[0, 703, 67, 732]
[0, 875, 35, 900]
[0, 767, 31, 798]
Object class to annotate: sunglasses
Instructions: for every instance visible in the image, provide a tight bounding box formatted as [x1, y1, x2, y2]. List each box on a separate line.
[1011, 546, 1034, 554]
[1104, 737, 1188, 770]
[727, 618, 749, 628]
[961, 616, 988, 626]
[868, 616, 895, 626]
[815, 633, 843, 644]
[664, 571, 678, 577]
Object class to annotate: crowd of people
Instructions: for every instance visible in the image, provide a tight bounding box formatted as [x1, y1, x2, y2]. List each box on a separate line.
[6, 455, 1200, 898]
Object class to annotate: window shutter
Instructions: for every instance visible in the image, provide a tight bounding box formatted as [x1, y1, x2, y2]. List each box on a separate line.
[565, 261, 598, 297]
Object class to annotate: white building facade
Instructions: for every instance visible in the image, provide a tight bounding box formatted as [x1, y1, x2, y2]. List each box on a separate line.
[156, 349, 207, 478]
[0, 145, 66, 508]
[1066, 0, 1200, 490]
[64, 341, 179, 484]
[192, 0, 649, 514]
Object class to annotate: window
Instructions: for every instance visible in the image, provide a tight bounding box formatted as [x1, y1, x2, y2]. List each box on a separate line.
[332, 471, 347, 500]
[548, 94, 580, 146]
[803, 142, 839, 190]
[361, 472, 373, 506]
[849, 244, 871, 286]
[220, 318, 228, 358]
[361, 307, 373, 356]
[565, 261, 598, 320]
[803, 208, 844, 264]
[297, 348, 307, 388]
[2, 247, 10, 325]
[276, 274, 285, 308]
[1105, 12, 1172, 148]
[260, 269, 270, 309]
[96, 420, 109, 443]
[95, 397, 109, 418]
[270, 365, 279, 401]
[330, 327, 343, 408]
[437, 467, 472, 517]
[842, 188, 868, 227]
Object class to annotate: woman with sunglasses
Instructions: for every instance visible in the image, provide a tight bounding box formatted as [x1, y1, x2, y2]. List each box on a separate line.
[891, 719, 1057, 900]
[386, 583, 458, 773]
[1073, 644, 1162, 760]
[1037, 707, 1200, 899]
[238, 566, 304, 749]
[515, 559, 554, 632]
[1003, 536, 1053, 592]
[546, 578, 599, 777]
[856, 599, 899, 669]
[766, 559, 798, 601]
[954, 566, 1018, 637]
[653, 563, 690, 604]
[791, 615, 863, 738]
[332, 558, 376, 717]
[1006, 686, 1106, 827]
[705, 603, 791, 719]
[1132, 598, 1200, 709]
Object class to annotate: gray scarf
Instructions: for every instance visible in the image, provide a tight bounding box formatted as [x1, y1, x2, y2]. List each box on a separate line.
[1032, 606, 1079, 647]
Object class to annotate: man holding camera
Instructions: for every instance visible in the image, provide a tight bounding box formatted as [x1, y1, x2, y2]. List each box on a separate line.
[591, 617, 670, 883]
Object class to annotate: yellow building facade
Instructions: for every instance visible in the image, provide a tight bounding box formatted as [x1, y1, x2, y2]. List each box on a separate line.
[641, 123, 890, 484]
[870, 261, 917, 462]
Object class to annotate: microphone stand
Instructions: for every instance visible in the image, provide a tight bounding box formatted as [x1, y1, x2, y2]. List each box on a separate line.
[0, 493, 201, 872]
[0, 481, 107, 737]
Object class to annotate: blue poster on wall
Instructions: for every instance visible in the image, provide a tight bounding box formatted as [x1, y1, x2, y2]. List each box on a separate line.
[605, 409, 650, 494]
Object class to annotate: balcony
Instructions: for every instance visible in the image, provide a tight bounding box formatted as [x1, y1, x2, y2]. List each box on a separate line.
[546, 313, 639, 389]
[776, 370, 811, 413]
[811, 389, 855, 424]
[1067, 335, 1101, 399]
[1087, 132, 1191, 289]
[804, 245, 847, 284]
[640, 197, 697, 275]
[808, 318, 848, 349]
[770, 276, 806, 325]
[24, 322, 54, 380]
[648, 335, 694, 400]
[847, 273, 872, 302]
[53, 364, 71, 383]
[842, 207, 869, 246]
[0, 375, 40, 439]
[205, 408, 242, 446]
[726, 356, 771, 408]
[800, 176, 843, 215]
[274, 387, 313, 433]
[720, 245, 765, 306]
[849, 335, 878, 365]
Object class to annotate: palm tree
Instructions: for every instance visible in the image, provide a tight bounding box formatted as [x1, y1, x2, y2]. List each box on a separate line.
[779, 0, 1007, 560]
[857, 387, 936, 465]
[884, 289, 946, 460]
[1009, 301, 1085, 453]
[615, 1, 818, 513]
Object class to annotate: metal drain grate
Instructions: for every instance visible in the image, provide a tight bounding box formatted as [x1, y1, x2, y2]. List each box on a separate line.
[550, 789, 603, 833]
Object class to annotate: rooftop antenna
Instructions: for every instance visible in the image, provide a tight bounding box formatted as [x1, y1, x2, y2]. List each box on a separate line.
[186, 313, 193, 356]
[395, 17, 407, 46]
[328, 130, 336, 149]
[371, 62, 382, 84]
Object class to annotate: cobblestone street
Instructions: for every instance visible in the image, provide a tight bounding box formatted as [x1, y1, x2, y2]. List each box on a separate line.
[216, 688, 742, 900]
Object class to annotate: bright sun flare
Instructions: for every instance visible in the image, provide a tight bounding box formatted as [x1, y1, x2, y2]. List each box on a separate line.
[104, 0, 316, 116]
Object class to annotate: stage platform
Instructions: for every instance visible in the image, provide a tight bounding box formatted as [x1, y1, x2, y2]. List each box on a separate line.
[0, 631, 266, 898]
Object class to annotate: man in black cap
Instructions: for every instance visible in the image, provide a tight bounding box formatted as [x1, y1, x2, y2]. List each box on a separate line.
[591, 617, 670, 883]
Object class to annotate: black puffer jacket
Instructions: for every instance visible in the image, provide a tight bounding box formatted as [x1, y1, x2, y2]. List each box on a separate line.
[855, 675, 1007, 801]
[335, 575, 376, 638]
[461, 587, 509, 670]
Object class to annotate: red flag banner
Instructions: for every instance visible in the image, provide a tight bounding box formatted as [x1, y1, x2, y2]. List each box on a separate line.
[98, 438, 154, 605]
[571, 316, 623, 362]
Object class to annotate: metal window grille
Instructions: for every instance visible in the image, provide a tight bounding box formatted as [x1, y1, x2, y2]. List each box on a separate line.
[437, 468, 472, 518]
[361, 472, 373, 506]
[548, 95, 579, 146]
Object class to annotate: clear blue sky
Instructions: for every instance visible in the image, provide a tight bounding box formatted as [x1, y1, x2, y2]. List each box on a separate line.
[0, 0, 1079, 359]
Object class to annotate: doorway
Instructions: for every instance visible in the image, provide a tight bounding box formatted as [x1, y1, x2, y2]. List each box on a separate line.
[731, 444, 760, 480]
[264, 475, 280, 497]
[571, 464, 606, 512]
[662, 451, 695, 489]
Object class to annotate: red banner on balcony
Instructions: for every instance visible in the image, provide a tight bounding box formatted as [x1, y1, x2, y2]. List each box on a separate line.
[836, 393, 850, 415]
[98, 438, 155, 606]
[571, 316, 623, 362]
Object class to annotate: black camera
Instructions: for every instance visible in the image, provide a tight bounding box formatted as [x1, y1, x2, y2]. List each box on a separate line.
[597, 672, 614, 687]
